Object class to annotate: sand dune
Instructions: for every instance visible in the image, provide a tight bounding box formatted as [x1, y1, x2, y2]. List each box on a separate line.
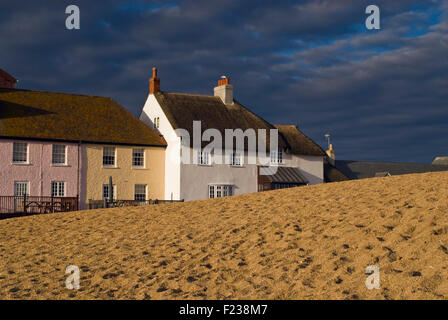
[1, 171, 448, 300]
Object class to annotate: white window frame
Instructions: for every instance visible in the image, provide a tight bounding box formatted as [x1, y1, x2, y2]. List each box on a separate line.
[208, 184, 233, 198]
[12, 142, 28, 164]
[51, 181, 66, 197]
[14, 181, 29, 196]
[52, 144, 67, 165]
[270, 148, 283, 165]
[132, 148, 145, 168]
[102, 184, 117, 200]
[197, 150, 211, 166]
[103, 146, 116, 167]
[134, 184, 147, 201]
[229, 152, 242, 166]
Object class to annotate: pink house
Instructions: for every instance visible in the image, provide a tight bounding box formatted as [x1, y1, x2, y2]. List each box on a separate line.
[0, 139, 82, 201]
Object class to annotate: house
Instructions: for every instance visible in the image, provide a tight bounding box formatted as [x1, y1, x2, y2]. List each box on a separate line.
[433, 157, 448, 165]
[0, 87, 166, 209]
[0, 69, 17, 89]
[140, 68, 325, 201]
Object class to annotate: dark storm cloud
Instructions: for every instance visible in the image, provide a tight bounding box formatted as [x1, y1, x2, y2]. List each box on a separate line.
[0, 0, 446, 163]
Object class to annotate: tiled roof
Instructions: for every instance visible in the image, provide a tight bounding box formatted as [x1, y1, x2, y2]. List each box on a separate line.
[260, 166, 309, 184]
[0, 88, 166, 147]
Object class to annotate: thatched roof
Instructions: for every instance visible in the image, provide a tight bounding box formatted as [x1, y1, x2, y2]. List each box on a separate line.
[324, 160, 350, 182]
[153, 92, 288, 150]
[0, 88, 166, 147]
[275, 125, 325, 156]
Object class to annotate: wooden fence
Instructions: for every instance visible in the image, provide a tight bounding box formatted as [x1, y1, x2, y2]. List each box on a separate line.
[0, 195, 79, 219]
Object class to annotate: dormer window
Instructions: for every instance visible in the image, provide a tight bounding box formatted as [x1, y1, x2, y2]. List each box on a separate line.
[197, 151, 211, 165]
[230, 152, 242, 166]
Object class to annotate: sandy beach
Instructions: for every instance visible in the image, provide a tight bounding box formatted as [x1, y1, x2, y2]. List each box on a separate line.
[1, 171, 448, 299]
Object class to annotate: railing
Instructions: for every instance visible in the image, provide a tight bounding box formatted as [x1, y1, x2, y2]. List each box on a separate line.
[0, 195, 79, 219]
[88, 199, 184, 210]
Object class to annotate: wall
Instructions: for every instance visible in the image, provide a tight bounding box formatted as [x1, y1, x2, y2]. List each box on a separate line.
[140, 94, 181, 200]
[83, 144, 165, 205]
[180, 148, 258, 201]
[0, 138, 81, 198]
[282, 153, 324, 185]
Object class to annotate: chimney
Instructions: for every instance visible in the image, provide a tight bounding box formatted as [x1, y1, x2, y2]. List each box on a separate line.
[149, 67, 160, 94]
[326, 144, 335, 166]
[214, 76, 233, 105]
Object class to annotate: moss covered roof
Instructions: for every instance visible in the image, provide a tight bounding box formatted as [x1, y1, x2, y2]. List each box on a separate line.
[0, 88, 166, 147]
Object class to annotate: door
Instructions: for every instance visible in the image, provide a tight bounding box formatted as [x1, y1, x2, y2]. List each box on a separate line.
[14, 182, 29, 213]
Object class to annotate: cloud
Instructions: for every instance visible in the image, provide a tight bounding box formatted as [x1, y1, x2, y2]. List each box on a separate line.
[0, 0, 446, 163]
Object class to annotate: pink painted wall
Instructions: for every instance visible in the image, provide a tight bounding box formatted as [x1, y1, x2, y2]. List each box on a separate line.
[0, 139, 82, 203]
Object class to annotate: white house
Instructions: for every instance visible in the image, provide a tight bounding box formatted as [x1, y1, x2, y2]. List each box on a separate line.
[140, 68, 325, 201]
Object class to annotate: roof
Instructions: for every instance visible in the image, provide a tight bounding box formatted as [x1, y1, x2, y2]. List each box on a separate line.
[260, 166, 308, 184]
[334, 160, 448, 180]
[153, 92, 288, 150]
[0, 88, 166, 147]
[275, 124, 325, 156]
[0, 69, 17, 83]
[324, 160, 350, 182]
[433, 157, 448, 165]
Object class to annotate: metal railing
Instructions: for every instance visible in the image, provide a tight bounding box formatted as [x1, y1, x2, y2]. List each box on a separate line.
[87, 199, 184, 210]
[0, 195, 79, 219]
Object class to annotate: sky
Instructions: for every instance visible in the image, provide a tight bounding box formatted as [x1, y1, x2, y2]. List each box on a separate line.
[0, 0, 447, 163]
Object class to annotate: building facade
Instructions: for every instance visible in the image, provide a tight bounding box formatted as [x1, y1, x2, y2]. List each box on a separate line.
[140, 68, 325, 201]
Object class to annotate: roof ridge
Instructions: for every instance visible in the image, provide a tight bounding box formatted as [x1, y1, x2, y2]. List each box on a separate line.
[0, 88, 112, 99]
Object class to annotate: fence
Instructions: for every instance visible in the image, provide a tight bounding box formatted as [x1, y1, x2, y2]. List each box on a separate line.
[0, 195, 79, 219]
[88, 199, 184, 210]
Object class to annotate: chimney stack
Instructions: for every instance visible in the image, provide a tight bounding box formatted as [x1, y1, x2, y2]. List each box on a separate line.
[149, 67, 160, 94]
[214, 76, 233, 105]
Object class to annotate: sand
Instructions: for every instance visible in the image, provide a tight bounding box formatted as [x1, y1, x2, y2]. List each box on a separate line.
[1, 171, 448, 300]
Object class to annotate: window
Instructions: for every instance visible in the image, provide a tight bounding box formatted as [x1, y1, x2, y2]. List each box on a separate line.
[270, 148, 283, 164]
[208, 185, 233, 198]
[51, 181, 65, 197]
[197, 151, 210, 165]
[153, 117, 160, 129]
[230, 152, 242, 166]
[134, 185, 147, 201]
[14, 182, 29, 196]
[52, 145, 66, 165]
[132, 148, 145, 167]
[13, 142, 28, 163]
[103, 147, 116, 166]
[103, 184, 116, 200]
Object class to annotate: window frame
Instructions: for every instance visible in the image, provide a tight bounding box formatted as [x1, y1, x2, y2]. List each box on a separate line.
[12, 142, 28, 164]
[197, 150, 211, 166]
[52, 144, 67, 165]
[208, 184, 233, 198]
[134, 184, 147, 201]
[270, 148, 283, 165]
[51, 181, 66, 197]
[102, 184, 117, 200]
[132, 148, 145, 168]
[229, 152, 242, 166]
[14, 181, 29, 196]
[102, 146, 116, 167]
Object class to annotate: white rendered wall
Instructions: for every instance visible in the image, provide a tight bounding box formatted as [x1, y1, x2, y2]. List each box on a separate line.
[282, 153, 324, 185]
[140, 94, 181, 200]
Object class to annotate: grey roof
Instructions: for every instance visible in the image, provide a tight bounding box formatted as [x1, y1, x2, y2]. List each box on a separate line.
[260, 166, 308, 184]
[335, 160, 448, 180]
[433, 157, 448, 165]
